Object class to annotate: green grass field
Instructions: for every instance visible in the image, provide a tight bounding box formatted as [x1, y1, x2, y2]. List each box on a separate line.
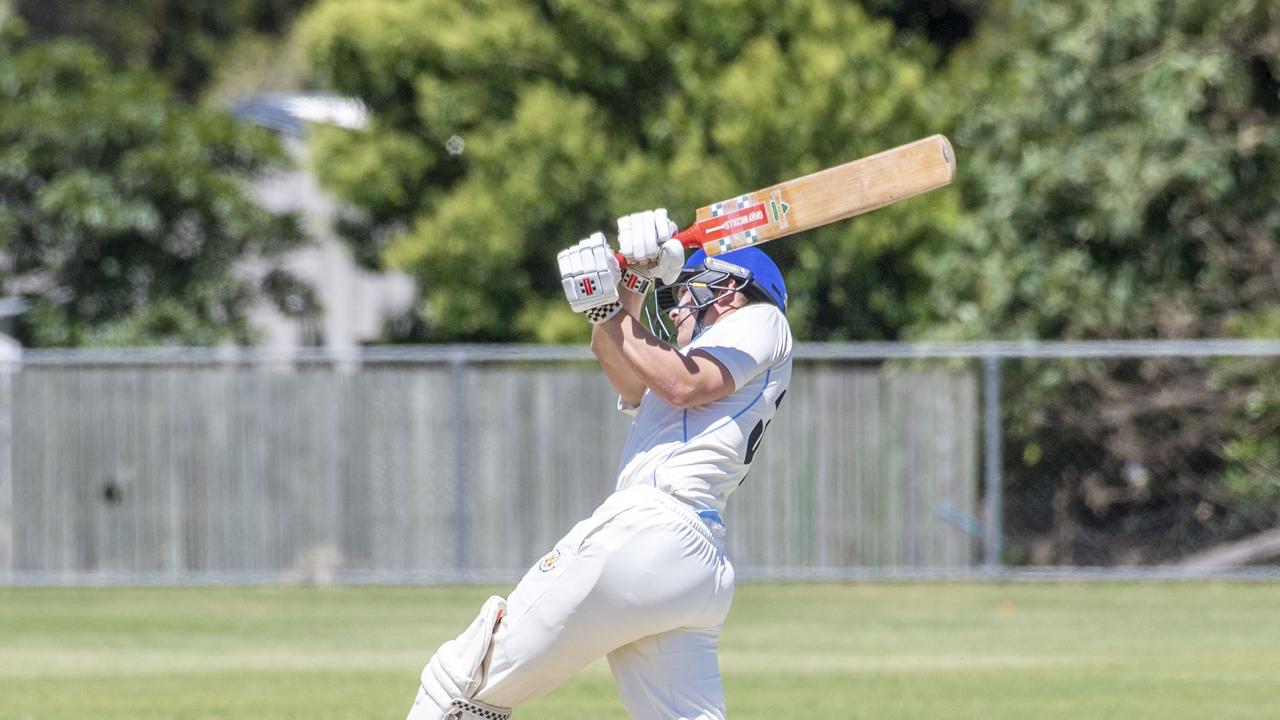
[2, 582, 1279, 719]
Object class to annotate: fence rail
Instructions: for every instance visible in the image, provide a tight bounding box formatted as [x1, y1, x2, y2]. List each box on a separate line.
[11, 338, 1280, 366]
[0, 343, 979, 584]
[5, 339, 1280, 586]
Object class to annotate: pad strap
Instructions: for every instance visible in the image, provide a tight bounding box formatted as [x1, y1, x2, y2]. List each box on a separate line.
[447, 698, 511, 720]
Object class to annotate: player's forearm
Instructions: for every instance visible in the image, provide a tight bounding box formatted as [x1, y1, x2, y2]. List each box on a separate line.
[590, 287, 653, 399]
[590, 307, 647, 405]
[608, 314, 728, 409]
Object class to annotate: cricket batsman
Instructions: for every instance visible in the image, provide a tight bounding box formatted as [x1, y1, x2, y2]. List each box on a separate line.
[406, 209, 793, 719]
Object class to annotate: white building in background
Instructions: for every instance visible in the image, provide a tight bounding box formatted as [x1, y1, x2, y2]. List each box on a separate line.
[233, 94, 417, 351]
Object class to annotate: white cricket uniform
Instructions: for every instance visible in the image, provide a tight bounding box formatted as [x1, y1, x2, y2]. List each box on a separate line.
[615, 303, 794, 515]
[446, 304, 792, 719]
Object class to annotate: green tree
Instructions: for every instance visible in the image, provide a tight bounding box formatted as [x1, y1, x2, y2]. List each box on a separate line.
[14, 0, 315, 98]
[862, 0, 983, 55]
[297, 0, 960, 342]
[931, 0, 1280, 562]
[0, 24, 311, 347]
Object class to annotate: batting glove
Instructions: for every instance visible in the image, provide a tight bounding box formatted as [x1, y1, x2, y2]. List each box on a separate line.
[617, 209, 685, 287]
[557, 232, 622, 322]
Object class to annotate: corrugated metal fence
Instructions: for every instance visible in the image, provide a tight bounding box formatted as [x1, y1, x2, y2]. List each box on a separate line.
[0, 346, 979, 583]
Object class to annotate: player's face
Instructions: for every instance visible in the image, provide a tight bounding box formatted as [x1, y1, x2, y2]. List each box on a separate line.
[668, 283, 745, 348]
[657, 266, 746, 347]
[669, 287, 698, 347]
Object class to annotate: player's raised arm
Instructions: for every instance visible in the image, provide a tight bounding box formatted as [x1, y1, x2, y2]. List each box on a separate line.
[597, 311, 737, 409]
[556, 231, 648, 404]
[559, 212, 693, 407]
[592, 306, 647, 407]
[558, 217, 738, 409]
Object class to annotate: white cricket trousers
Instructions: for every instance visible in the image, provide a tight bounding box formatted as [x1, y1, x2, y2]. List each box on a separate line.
[479, 484, 734, 719]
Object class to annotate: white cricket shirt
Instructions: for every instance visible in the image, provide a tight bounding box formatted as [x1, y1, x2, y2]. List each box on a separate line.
[614, 303, 793, 516]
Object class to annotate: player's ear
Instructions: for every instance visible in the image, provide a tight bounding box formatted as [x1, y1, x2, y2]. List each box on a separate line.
[718, 279, 745, 307]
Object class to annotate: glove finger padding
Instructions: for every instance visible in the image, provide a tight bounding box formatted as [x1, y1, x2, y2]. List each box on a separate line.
[558, 232, 621, 313]
[653, 208, 675, 242]
[617, 209, 667, 267]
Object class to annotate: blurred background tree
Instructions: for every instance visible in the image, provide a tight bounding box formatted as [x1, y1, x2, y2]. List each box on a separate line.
[13, 0, 315, 99]
[862, 0, 983, 56]
[296, 0, 962, 342]
[929, 0, 1280, 562]
[0, 23, 310, 346]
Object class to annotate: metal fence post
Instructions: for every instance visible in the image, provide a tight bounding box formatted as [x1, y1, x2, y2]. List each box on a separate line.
[0, 341, 17, 579]
[982, 354, 1004, 571]
[450, 351, 471, 574]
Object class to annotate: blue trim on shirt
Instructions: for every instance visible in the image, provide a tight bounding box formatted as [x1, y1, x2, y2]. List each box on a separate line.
[649, 368, 772, 489]
[697, 508, 724, 526]
[689, 367, 770, 441]
[729, 367, 769, 422]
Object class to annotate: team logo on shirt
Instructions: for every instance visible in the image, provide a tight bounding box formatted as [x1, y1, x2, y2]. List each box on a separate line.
[537, 548, 562, 572]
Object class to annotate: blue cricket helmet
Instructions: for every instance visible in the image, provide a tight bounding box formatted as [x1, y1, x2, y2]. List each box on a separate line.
[681, 246, 787, 312]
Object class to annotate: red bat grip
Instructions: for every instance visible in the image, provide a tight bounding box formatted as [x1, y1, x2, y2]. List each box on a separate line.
[614, 225, 705, 269]
[673, 225, 707, 248]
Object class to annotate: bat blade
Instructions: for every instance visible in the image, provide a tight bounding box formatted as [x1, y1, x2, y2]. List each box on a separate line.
[675, 134, 956, 256]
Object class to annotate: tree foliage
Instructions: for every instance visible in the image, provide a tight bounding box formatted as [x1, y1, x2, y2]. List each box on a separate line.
[14, 0, 315, 98]
[932, 0, 1280, 562]
[932, 0, 1280, 341]
[862, 0, 983, 55]
[0, 24, 310, 346]
[298, 0, 961, 342]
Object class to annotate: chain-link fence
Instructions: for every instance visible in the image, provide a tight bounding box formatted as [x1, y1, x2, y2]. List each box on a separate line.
[827, 339, 1280, 581]
[756, 340, 1280, 581]
[983, 342, 1280, 577]
[0, 344, 978, 585]
[2, 341, 1278, 586]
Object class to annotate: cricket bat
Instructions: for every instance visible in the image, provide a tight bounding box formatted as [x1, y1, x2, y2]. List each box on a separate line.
[649, 134, 955, 260]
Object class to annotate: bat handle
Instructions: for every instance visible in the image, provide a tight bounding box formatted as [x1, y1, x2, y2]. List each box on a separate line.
[674, 225, 706, 249]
